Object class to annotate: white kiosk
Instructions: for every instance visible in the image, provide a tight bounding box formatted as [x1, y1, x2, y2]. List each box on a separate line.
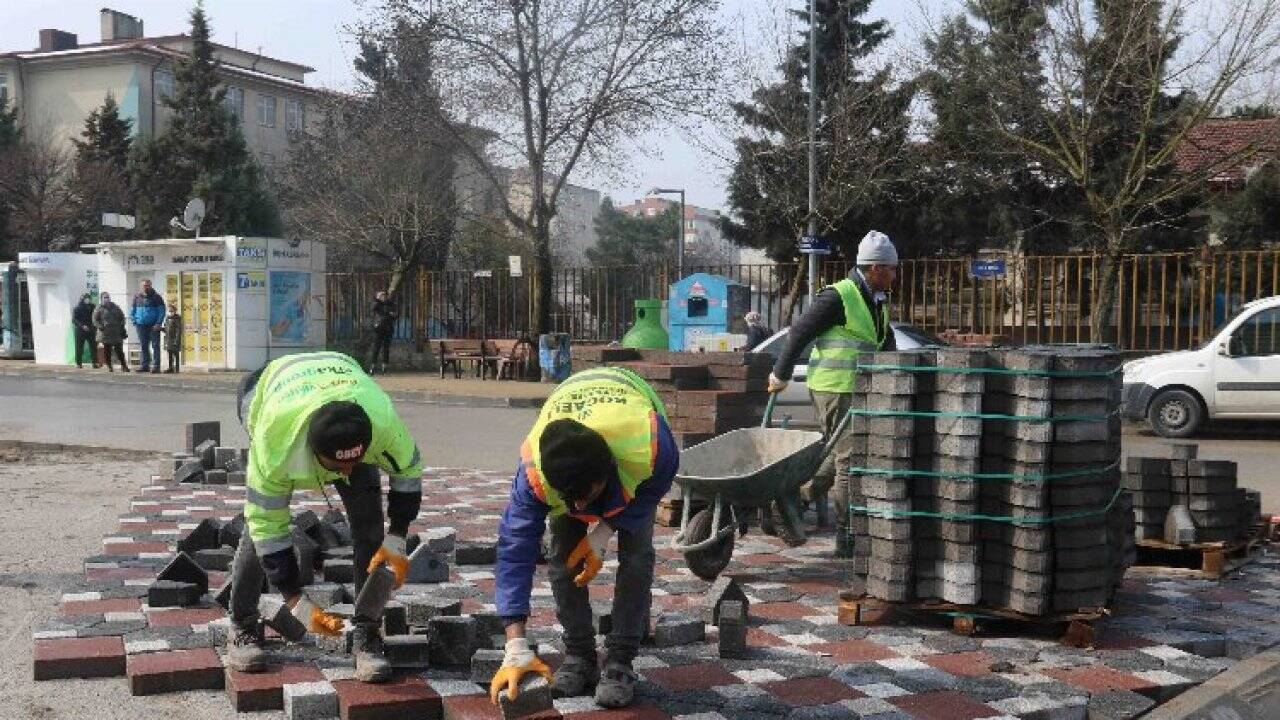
[83, 236, 327, 370]
[17, 252, 100, 365]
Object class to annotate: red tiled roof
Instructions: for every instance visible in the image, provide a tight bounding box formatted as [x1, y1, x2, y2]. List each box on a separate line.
[1174, 118, 1280, 182]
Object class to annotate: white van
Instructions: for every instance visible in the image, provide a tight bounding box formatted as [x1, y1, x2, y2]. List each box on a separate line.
[1122, 295, 1280, 437]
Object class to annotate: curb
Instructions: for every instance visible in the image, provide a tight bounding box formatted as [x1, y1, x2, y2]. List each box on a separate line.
[0, 369, 546, 409]
[1145, 650, 1280, 719]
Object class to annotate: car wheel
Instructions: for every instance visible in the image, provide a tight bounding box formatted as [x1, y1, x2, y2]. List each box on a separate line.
[1147, 389, 1203, 438]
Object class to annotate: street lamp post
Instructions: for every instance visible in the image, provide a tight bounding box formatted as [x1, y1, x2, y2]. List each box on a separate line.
[649, 187, 686, 280]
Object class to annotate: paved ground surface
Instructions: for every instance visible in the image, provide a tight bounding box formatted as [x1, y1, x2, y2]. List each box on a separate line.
[23, 461, 1280, 720]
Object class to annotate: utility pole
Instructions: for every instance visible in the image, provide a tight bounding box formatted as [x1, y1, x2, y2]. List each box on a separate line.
[806, 0, 819, 300]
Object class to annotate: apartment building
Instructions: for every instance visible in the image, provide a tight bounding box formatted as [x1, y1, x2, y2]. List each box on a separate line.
[618, 196, 740, 264]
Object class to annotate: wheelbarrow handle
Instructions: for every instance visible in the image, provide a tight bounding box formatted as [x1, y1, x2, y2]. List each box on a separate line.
[761, 392, 780, 428]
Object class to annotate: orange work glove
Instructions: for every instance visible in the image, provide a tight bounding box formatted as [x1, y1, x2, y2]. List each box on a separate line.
[489, 638, 553, 704]
[291, 596, 345, 637]
[566, 522, 614, 587]
[367, 534, 409, 588]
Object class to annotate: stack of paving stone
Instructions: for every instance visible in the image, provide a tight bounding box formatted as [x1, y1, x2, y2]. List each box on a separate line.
[570, 347, 771, 448]
[163, 421, 248, 486]
[850, 346, 1133, 617]
[1124, 446, 1257, 544]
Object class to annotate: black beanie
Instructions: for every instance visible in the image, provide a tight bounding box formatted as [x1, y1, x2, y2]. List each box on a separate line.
[308, 401, 372, 463]
[539, 418, 616, 503]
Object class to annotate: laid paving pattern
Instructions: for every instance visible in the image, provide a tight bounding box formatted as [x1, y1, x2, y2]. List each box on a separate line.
[34, 467, 1280, 719]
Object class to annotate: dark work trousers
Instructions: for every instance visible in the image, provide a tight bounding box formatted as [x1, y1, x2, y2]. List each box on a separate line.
[371, 326, 393, 366]
[74, 329, 96, 367]
[229, 367, 387, 630]
[547, 514, 655, 664]
[167, 350, 180, 372]
[137, 325, 161, 370]
[102, 343, 129, 371]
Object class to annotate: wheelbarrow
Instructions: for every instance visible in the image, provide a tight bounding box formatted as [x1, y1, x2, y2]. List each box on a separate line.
[669, 393, 851, 580]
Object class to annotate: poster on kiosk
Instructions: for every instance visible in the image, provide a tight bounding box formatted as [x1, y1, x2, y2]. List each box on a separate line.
[40, 236, 331, 371]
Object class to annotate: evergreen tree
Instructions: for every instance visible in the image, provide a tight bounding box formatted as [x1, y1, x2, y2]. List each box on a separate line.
[586, 200, 678, 266]
[0, 96, 19, 248]
[67, 95, 134, 245]
[723, 1, 913, 263]
[131, 3, 279, 237]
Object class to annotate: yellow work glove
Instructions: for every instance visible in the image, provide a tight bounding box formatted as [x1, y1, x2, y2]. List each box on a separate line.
[489, 637, 553, 704]
[767, 372, 788, 393]
[566, 522, 614, 587]
[291, 596, 345, 637]
[367, 534, 409, 588]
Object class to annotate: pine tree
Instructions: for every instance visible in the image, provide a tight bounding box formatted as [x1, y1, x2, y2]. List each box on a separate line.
[0, 96, 19, 247]
[68, 95, 135, 245]
[131, 3, 279, 237]
[723, 1, 912, 263]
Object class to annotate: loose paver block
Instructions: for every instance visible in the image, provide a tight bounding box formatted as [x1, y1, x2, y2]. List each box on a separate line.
[333, 674, 443, 720]
[406, 544, 450, 584]
[147, 579, 202, 608]
[127, 647, 224, 695]
[157, 551, 210, 594]
[33, 636, 126, 680]
[430, 615, 477, 666]
[226, 663, 326, 711]
[498, 675, 555, 719]
[284, 680, 340, 720]
[260, 595, 308, 642]
[384, 634, 432, 669]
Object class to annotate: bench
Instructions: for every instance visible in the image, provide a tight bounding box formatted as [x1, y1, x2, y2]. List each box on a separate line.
[482, 338, 535, 380]
[437, 339, 485, 378]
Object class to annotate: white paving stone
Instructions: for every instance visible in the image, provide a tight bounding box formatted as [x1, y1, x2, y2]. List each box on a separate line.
[853, 682, 910, 699]
[732, 668, 785, 683]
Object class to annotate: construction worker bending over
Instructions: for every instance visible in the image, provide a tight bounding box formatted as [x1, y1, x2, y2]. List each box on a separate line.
[768, 230, 898, 555]
[226, 351, 424, 683]
[490, 367, 678, 709]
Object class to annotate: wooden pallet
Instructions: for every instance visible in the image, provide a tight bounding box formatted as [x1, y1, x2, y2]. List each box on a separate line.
[1128, 537, 1260, 579]
[836, 591, 1109, 647]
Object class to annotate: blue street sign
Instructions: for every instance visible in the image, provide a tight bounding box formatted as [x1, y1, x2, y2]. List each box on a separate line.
[971, 259, 1006, 279]
[799, 235, 831, 255]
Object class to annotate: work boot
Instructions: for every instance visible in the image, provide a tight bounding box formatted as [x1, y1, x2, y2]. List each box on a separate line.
[769, 500, 806, 547]
[551, 653, 599, 698]
[594, 658, 637, 708]
[225, 623, 267, 673]
[351, 625, 392, 683]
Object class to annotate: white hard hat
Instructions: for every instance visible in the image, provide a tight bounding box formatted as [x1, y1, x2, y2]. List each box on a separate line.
[856, 230, 899, 266]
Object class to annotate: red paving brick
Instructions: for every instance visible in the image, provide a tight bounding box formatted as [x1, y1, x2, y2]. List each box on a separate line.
[226, 663, 325, 711]
[33, 636, 126, 680]
[441, 693, 561, 719]
[102, 541, 170, 555]
[641, 662, 742, 692]
[889, 690, 1000, 720]
[86, 567, 157, 582]
[810, 639, 899, 663]
[1044, 665, 1157, 693]
[61, 597, 142, 616]
[751, 602, 816, 621]
[745, 628, 789, 648]
[127, 647, 224, 696]
[559, 701, 670, 719]
[334, 674, 443, 720]
[761, 676, 864, 706]
[146, 607, 226, 627]
[923, 651, 995, 677]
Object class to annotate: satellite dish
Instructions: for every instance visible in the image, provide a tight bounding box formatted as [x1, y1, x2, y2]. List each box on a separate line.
[183, 198, 206, 231]
[170, 198, 207, 239]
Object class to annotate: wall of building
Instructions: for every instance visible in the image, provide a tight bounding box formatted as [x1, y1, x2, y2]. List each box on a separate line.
[10, 57, 149, 148]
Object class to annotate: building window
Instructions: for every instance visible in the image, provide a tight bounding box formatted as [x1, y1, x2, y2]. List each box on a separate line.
[285, 99, 304, 131]
[224, 86, 244, 123]
[155, 69, 175, 101]
[257, 94, 276, 127]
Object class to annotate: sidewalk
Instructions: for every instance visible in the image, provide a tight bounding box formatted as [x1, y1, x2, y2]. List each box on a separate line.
[0, 358, 552, 407]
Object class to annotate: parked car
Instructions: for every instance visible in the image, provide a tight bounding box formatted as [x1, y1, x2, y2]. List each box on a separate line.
[752, 323, 947, 405]
[1122, 295, 1280, 437]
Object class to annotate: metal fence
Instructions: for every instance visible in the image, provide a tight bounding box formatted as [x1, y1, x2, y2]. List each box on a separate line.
[327, 250, 1280, 353]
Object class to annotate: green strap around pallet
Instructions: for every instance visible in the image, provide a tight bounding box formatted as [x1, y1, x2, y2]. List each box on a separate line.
[849, 407, 1119, 423]
[855, 363, 1121, 378]
[847, 458, 1121, 483]
[848, 486, 1124, 525]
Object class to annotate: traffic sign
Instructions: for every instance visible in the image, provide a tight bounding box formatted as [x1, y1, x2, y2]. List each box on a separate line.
[799, 235, 831, 255]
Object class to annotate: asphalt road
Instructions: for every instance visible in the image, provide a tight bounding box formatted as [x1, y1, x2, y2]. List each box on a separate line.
[0, 376, 538, 473]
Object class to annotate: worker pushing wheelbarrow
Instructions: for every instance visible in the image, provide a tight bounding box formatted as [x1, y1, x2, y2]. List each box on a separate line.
[669, 394, 851, 580]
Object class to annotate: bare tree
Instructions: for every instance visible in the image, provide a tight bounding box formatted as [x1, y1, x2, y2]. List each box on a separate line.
[959, 0, 1280, 338]
[375, 0, 725, 333]
[277, 22, 459, 299]
[0, 127, 74, 253]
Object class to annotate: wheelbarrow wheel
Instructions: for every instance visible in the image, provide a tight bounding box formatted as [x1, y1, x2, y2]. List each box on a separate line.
[684, 505, 736, 581]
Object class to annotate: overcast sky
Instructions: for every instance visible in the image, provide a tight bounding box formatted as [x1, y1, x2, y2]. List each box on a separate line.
[2, 0, 944, 212]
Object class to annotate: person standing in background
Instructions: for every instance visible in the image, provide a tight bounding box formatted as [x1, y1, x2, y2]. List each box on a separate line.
[72, 293, 98, 369]
[163, 306, 183, 373]
[744, 311, 772, 350]
[370, 290, 397, 374]
[130, 278, 166, 373]
[93, 292, 130, 372]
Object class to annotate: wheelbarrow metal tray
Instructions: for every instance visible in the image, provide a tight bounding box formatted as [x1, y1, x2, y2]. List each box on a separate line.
[675, 427, 824, 508]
